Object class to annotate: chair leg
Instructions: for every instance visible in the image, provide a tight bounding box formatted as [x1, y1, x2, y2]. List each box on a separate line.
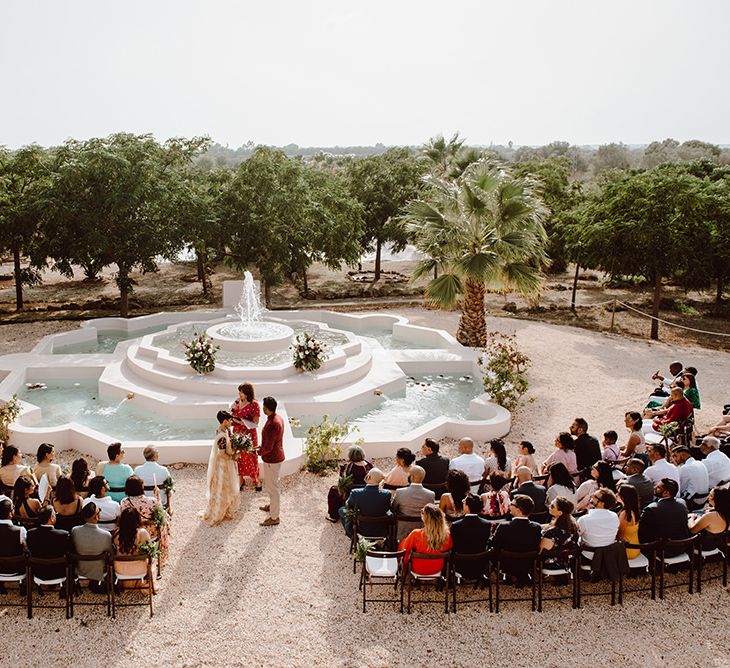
[610, 579, 616, 606]
[723, 550, 728, 588]
[399, 575, 404, 614]
[494, 564, 500, 614]
[537, 565, 543, 613]
[26, 569, 32, 619]
[531, 564, 537, 612]
[444, 576, 449, 614]
[689, 554, 695, 595]
[659, 560, 665, 600]
[406, 575, 412, 614]
[618, 573, 623, 605]
[650, 560, 656, 600]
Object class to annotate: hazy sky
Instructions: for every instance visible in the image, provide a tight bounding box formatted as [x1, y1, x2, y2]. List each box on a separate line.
[1, 0, 728, 148]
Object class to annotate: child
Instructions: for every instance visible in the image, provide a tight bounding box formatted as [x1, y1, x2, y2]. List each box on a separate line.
[601, 430, 621, 461]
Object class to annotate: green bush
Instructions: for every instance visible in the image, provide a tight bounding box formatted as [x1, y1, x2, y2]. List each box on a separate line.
[477, 332, 531, 412]
[303, 415, 359, 475]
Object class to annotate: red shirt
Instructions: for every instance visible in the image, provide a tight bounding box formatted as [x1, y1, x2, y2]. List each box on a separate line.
[654, 397, 693, 430]
[398, 529, 452, 575]
[259, 413, 285, 464]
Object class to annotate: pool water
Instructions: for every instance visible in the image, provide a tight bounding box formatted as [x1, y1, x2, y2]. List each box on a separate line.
[19, 381, 212, 441]
[291, 373, 481, 437]
[54, 326, 168, 354]
[357, 328, 439, 350]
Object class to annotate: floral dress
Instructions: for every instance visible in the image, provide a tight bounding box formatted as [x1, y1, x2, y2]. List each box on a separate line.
[121, 494, 171, 566]
[230, 398, 260, 485]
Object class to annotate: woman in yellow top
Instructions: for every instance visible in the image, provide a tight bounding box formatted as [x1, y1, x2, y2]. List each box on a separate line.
[617, 484, 641, 560]
[33, 443, 63, 488]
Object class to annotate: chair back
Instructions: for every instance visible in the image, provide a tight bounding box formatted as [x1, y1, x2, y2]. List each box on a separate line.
[663, 535, 698, 555]
[364, 548, 406, 575]
[28, 555, 69, 582]
[451, 550, 491, 580]
[408, 549, 451, 577]
[353, 513, 394, 540]
[382, 483, 408, 491]
[496, 548, 539, 568]
[0, 552, 27, 575]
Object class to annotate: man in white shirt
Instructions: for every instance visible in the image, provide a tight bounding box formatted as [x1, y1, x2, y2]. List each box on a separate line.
[449, 437, 485, 493]
[699, 436, 730, 488]
[82, 476, 121, 530]
[671, 445, 709, 510]
[644, 444, 680, 486]
[134, 446, 171, 506]
[577, 488, 620, 549]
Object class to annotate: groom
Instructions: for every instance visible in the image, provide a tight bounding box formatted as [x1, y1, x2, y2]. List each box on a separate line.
[259, 396, 285, 527]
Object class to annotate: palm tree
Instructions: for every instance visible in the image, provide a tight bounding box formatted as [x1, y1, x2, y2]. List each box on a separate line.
[422, 133, 465, 175]
[403, 160, 548, 348]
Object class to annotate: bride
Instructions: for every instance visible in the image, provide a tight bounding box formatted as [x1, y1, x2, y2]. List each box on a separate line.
[203, 411, 240, 525]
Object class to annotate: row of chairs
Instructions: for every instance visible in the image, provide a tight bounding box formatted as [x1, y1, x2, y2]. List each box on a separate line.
[0, 551, 155, 618]
[357, 535, 728, 614]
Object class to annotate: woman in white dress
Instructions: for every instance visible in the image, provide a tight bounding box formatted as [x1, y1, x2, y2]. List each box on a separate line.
[203, 411, 240, 525]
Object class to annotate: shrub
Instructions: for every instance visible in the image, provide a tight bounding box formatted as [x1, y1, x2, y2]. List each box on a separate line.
[0, 395, 21, 448]
[477, 332, 531, 412]
[304, 415, 359, 475]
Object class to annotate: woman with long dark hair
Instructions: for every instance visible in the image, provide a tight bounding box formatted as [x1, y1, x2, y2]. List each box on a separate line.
[540, 496, 579, 569]
[383, 448, 416, 487]
[621, 412, 646, 458]
[33, 443, 62, 488]
[575, 461, 617, 511]
[617, 484, 641, 559]
[484, 439, 512, 478]
[52, 476, 84, 531]
[70, 458, 92, 497]
[230, 381, 261, 490]
[13, 475, 41, 519]
[0, 446, 35, 489]
[542, 432, 577, 476]
[689, 487, 730, 550]
[545, 462, 576, 505]
[113, 507, 153, 584]
[439, 469, 470, 518]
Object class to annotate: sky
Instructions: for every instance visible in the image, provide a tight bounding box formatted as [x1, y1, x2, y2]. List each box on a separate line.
[1, 0, 729, 149]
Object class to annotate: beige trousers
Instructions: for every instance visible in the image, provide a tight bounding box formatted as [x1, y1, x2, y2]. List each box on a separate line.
[262, 462, 282, 518]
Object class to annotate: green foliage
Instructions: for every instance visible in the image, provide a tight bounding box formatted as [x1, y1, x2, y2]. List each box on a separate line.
[337, 473, 354, 496]
[0, 395, 22, 446]
[161, 476, 175, 493]
[151, 505, 167, 528]
[354, 537, 377, 563]
[138, 539, 160, 561]
[674, 302, 699, 316]
[304, 415, 358, 475]
[477, 332, 531, 411]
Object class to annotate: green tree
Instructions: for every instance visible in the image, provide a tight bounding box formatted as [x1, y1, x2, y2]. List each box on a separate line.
[422, 133, 465, 175]
[346, 148, 426, 280]
[402, 160, 548, 347]
[0, 145, 51, 310]
[45, 133, 207, 316]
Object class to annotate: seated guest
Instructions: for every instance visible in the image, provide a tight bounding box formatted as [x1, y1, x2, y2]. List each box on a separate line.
[71, 502, 113, 593]
[481, 474, 511, 518]
[699, 437, 730, 487]
[511, 466, 547, 514]
[575, 461, 617, 512]
[621, 413, 646, 459]
[601, 431, 621, 462]
[650, 360, 684, 397]
[416, 438, 450, 489]
[33, 443, 63, 489]
[134, 446, 172, 506]
[649, 387, 693, 432]
[100, 443, 134, 502]
[326, 445, 373, 523]
[689, 487, 730, 551]
[0, 446, 35, 489]
[439, 469, 470, 518]
[490, 494, 542, 585]
[484, 439, 512, 479]
[680, 372, 701, 410]
[26, 506, 70, 581]
[617, 485, 641, 559]
[83, 476, 121, 527]
[671, 445, 710, 510]
[0, 498, 26, 572]
[571, 418, 602, 474]
[622, 458, 655, 509]
[339, 468, 390, 537]
[120, 475, 171, 564]
[383, 447, 416, 488]
[540, 497, 579, 569]
[577, 489, 619, 549]
[391, 465, 435, 541]
[513, 441, 538, 476]
[542, 433, 577, 477]
[113, 507, 155, 590]
[638, 478, 690, 556]
[13, 475, 41, 520]
[52, 476, 84, 531]
[644, 444, 680, 486]
[707, 414, 730, 438]
[399, 503, 452, 576]
[450, 494, 491, 579]
[449, 438, 485, 493]
[70, 458, 92, 499]
[545, 463, 577, 506]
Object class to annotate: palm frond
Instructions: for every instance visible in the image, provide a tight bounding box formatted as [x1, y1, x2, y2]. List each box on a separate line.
[425, 272, 463, 307]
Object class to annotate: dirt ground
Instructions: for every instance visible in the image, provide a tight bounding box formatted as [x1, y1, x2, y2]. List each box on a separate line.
[1, 256, 729, 352]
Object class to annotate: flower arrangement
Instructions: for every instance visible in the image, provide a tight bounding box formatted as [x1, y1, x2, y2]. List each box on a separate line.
[139, 539, 160, 561]
[231, 432, 255, 454]
[182, 333, 219, 374]
[161, 476, 175, 493]
[291, 332, 326, 373]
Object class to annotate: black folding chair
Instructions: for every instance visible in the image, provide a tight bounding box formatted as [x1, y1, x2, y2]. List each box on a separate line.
[696, 531, 728, 591]
[657, 536, 699, 599]
[450, 551, 492, 613]
[359, 549, 406, 613]
[350, 514, 394, 573]
[538, 546, 579, 610]
[622, 541, 659, 601]
[404, 550, 451, 614]
[0, 553, 28, 611]
[493, 549, 539, 613]
[68, 551, 113, 617]
[112, 554, 154, 618]
[27, 555, 71, 619]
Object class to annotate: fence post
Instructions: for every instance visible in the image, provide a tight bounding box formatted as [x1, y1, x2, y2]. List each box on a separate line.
[610, 299, 617, 332]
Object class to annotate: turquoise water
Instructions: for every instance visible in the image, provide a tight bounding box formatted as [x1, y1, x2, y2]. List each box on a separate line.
[357, 328, 439, 350]
[19, 381, 212, 441]
[54, 326, 167, 354]
[291, 373, 481, 437]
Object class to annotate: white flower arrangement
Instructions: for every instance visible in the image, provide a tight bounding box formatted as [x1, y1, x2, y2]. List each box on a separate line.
[291, 332, 326, 372]
[182, 333, 219, 374]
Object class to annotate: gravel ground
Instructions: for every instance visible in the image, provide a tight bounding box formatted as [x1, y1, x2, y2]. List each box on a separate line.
[1, 309, 730, 668]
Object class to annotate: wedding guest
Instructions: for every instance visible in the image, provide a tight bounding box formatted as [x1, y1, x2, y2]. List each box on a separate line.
[33, 443, 63, 488]
[340, 468, 390, 537]
[399, 503, 452, 576]
[617, 485, 641, 559]
[622, 459, 655, 508]
[0, 446, 35, 489]
[326, 445, 373, 523]
[121, 475, 170, 565]
[689, 487, 730, 551]
[416, 439, 450, 488]
[540, 497, 579, 570]
[26, 506, 70, 581]
[644, 444, 680, 486]
[71, 502, 113, 593]
[511, 466, 547, 514]
[545, 463, 576, 506]
[439, 469, 470, 518]
[134, 447, 172, 506]
[392, 466, 435, 541]
[101, 443, 134, 502]
[577, 489, 619, 549]
[681, 372, 701, 410]
[542, 433, 577, 477]
[230, 382, 261, 490]
[383, 448, 416, 487]
[12, 475, 41, 520]
[0, 499, 26, 576]
[575, 461, 617, 512]
[491, 495, 542, 585]
[671, 445, 710, 510]
[621, 412, 646, 458]
[639, 478, 690, 557]
[52, 476, 84, 531]
[83, 476, 121, 527]
[70, 458, 93, 498]
[481, 474, 511, 518]
[449, 438, 486, 493]
[113, 507, 155, 590]
[570, 418, 601, 474]
[601, 431, 621, 462]
[484, 439, 512, 479]
[514, 441, 539, 476]
[259, 397, 285, 527]
[649, 387, 693, 432]
[450, 495, 491, 579]
[699, 437, 730, 488]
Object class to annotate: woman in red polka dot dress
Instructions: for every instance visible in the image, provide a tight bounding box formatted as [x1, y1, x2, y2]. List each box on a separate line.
[230, 382, 261, 490]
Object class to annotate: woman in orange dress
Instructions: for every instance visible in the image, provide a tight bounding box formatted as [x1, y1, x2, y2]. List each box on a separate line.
[230, 382, 261, 490]
[399, 503, 453, 575]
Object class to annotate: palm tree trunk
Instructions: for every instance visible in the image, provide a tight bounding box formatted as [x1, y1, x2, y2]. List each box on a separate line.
[650, 273, 661, 341]
[374, 238, 382, 281]
[456, 278, 487, 347]
[12, 242, 23, 311]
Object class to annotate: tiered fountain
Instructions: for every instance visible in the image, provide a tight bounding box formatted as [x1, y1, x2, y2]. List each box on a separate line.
[0, 272, 510, 474]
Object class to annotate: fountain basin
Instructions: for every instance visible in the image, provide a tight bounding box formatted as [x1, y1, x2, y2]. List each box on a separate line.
[206, 321, 294, 352]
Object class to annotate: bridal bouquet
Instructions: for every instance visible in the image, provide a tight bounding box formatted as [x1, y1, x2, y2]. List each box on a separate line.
[291, 332, 326, 372]
[231, 432, 255, 454]
[182, 333, 219, 374]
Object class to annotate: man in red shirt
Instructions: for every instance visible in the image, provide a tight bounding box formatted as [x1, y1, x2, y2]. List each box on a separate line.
[258, 396, 285, 527]
[652, 386, 693, 431]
